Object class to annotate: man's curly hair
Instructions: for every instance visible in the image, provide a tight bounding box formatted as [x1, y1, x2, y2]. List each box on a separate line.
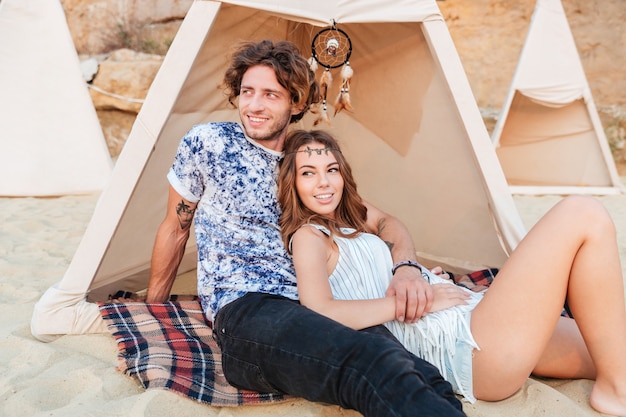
[223, 40, 321, 123]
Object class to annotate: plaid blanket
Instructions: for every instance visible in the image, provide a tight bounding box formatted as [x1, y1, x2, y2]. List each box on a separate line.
[449, 267, 499, 292]
[98, 267, 568, 407]
[98, 299, 288, 407]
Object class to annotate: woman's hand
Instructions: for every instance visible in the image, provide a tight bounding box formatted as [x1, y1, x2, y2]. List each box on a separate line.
[429, 283, 470, 313]
[430, 266, 452, 281]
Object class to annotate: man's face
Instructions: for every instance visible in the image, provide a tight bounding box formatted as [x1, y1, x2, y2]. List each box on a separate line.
[238, 65, 298, 152]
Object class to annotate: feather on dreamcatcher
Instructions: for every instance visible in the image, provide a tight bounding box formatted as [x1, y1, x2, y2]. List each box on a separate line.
[309, 23, 353, 126]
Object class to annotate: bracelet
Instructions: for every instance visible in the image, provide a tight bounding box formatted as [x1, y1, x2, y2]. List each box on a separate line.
[391, 260, 423, 275]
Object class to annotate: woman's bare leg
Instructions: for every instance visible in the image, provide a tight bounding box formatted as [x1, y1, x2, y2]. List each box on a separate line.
[531, 316, 594, 379]
[469, 196, 626, 415]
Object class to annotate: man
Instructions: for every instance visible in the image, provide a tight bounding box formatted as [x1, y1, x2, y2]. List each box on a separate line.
[147, 39, 466, 417]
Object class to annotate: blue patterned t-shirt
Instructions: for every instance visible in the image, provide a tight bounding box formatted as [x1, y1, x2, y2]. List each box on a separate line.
[167, 122, 298, 321]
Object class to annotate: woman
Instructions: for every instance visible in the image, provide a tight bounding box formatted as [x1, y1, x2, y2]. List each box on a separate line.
[278, 129, 626, 414]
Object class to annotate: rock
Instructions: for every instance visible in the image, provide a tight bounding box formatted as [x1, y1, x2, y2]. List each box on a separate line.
[89, 49, 163, 113]
[86, 49, 164, 153]
[60, 0, 192, 55]
[95, 109, 137, 158]
[80, 58, 99, 82]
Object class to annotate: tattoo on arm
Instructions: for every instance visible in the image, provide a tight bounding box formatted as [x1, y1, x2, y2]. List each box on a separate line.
[377, 218, 387, 235]
[377, 218, 394, 251]
[176, 200, 196, 230]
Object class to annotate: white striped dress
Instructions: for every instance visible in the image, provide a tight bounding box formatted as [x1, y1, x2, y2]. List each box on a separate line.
[307, 225, 483, 402]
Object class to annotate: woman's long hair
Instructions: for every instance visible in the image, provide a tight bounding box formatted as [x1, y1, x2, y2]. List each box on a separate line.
[278, 130, 368, 252]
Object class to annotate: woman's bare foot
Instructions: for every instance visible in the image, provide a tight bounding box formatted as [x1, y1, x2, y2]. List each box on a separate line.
[590, 381, 626, 416]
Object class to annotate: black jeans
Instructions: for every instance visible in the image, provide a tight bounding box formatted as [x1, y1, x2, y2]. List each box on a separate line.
[214, 292, 466, 417]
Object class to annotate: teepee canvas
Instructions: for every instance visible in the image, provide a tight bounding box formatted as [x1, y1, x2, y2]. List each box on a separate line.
[491, 0, 622, 195]
[0, 0, 112, 197]
[32, 0, 527, 341]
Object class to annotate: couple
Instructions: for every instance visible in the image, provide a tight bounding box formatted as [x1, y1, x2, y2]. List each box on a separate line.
[147, 39, 626, 416]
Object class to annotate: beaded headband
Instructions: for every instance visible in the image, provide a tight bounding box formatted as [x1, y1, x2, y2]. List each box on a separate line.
[287, 146, 340, 156]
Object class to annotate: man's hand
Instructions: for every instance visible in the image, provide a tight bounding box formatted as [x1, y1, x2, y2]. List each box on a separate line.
[386, 266, 433, 323]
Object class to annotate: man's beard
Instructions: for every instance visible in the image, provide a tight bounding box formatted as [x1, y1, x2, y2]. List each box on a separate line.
[242, 112, 291, 143]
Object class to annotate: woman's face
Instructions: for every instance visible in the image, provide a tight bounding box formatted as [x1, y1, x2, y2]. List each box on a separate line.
[294, 142, 344, 219]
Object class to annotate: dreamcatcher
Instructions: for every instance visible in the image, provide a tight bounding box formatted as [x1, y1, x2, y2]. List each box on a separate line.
[308, 23, 353, 126]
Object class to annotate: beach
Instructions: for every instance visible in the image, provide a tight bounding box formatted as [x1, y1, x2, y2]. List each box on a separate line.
[1, 185, 625, 417]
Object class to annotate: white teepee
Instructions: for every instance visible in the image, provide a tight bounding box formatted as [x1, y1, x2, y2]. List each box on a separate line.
[32, 0, 527, 341]
[0, 0, 112, 196]
[491, 0, 623, 195]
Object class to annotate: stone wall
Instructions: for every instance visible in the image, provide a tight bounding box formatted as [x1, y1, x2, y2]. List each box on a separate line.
[60, 0, 191, 55]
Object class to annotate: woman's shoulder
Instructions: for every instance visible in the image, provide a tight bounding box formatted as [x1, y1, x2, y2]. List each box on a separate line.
[293, 224, 329, 239]
[297, 224, 357, 237]
[289, 224, 332, 253]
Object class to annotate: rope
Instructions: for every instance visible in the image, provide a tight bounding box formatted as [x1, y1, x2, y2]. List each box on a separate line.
[87, 83, 145, 104]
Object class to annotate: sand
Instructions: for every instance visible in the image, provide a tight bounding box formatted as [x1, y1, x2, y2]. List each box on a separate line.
[1, 184, 626, 417]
